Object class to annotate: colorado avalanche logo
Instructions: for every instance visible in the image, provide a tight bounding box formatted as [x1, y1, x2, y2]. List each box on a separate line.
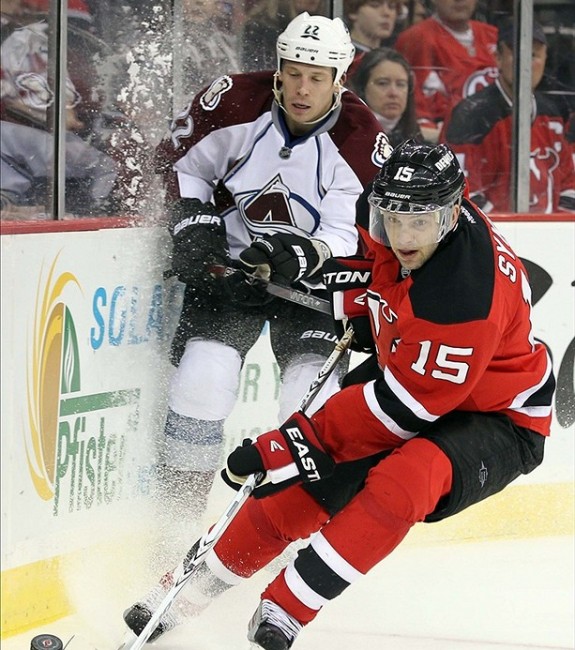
[236, 174, 320, 237]
[200, 75, 233, 111]
[372, 132, 393, 168]
[15, 72, 80, 110]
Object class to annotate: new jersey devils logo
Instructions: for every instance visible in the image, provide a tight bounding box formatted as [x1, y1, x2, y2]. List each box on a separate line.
[462, 67, 498, 99]
[529, 146, 561, 212]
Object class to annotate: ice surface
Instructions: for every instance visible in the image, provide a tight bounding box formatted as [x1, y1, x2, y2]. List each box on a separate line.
[4, 534, 573, 650]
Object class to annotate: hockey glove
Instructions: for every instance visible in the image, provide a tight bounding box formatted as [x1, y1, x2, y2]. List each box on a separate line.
[222, 412, 335, 498]
[170, 198, 230, 308]
[220, 265, 275, 308]
[238, 233, 331, 286]
[323, 256, 375, 353]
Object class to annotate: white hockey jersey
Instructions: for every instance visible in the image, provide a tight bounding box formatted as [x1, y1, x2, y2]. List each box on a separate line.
[155, 71, 391, 260]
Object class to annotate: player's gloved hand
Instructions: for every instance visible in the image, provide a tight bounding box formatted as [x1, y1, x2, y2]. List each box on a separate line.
[221, 412, 335, 498]
[323, 256, 375, 353]
[238, 233, 331, 286]
[169, 198, 230, 308]
[220, 265, 275, 308]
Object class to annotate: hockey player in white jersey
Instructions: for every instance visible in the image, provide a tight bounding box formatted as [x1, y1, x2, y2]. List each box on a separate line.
[152, 12, 391, 523]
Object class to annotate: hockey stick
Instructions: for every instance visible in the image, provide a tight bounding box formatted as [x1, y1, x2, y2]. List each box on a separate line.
[119, 472, 263, 650]
[209, 264, 331, 315]
[121, 324, 354, 650]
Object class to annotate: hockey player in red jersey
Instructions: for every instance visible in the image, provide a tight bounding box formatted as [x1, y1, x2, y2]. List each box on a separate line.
[395, 0, 498, 143]
[122, 141, 554, 648]
[443, 20, 575, 213]
[151, 13, 391, 527]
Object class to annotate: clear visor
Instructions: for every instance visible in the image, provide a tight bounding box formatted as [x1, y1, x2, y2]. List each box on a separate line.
[368, 195, 457, 248]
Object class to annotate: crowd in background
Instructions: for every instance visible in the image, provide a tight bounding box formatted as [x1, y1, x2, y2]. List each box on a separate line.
[1, 0, 574, 219]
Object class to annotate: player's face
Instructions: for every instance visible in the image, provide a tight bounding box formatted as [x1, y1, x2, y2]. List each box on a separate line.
[372, 203, 460, 270]
[278, 62, 338, 134]
[384, 212, 441, 269]
[364, 59, 409, 121]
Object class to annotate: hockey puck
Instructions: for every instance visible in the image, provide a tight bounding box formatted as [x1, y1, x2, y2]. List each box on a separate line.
[30, 634, 64, 650]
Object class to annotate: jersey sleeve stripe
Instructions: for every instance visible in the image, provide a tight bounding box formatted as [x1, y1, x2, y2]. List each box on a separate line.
[508, 349, 554, 409]
[363, 381, 418, 440]
[383, 366, 439, 422]
[509, 404, 554, 418]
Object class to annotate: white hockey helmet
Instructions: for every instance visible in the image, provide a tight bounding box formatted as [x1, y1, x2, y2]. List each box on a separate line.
[276, 12, 355, 84]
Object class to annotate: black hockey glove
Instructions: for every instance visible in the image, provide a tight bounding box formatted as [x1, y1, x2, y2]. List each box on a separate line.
[220, 265, 275, 308]
[169, 198, 230, 307]
[323, 256, 376, 354]
[222, 412, 335, 498]
[238, 233, 330, 286]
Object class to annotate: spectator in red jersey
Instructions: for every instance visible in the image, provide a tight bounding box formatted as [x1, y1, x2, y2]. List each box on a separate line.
[395, 0, 498, 143]
[443, 19, 575, 214]
[349, 47, 426, 146]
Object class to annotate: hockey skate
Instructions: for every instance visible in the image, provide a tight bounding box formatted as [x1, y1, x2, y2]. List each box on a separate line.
[247, 599, 302, 650]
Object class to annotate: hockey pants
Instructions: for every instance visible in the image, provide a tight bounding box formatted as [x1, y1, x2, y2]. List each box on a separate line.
[213, 437, 452, 625]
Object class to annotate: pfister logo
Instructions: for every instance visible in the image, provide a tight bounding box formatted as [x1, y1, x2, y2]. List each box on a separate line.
[25, 254, 143, 516]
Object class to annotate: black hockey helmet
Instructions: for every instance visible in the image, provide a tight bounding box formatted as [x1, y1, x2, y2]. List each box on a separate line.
[368, 139, 465, 247]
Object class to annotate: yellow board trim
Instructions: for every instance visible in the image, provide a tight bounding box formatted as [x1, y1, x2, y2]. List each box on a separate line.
[407, 481, 574, 546]
[1, 557, 72, 638]
[1, 482, 573, 638]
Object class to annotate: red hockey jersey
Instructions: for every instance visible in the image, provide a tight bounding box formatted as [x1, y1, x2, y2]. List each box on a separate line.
[444, 80, 575, 213]
[315, 198, 554, 463]
[395, 16, 498, 129]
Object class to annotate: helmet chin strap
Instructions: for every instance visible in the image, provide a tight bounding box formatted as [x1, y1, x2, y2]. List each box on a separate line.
[272, 71, 344, 127]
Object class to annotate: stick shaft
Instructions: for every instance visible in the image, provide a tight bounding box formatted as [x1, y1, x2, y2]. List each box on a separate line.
[124, 326, 353, 650]
[124, 472, 264, 650]
[210, 264, 331, 314]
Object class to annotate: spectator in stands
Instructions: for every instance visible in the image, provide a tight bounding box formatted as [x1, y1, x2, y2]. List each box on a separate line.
[0, 0, 119, 217]
[403, 0, 430, 27]
[1, 0, 152, 217]
[344, 0, 402, 53]
[443, 20, 575, 214]
[534, 0, 575, 92]
[23, 0, 94, 31]
[241, 0, 328, 72]
[350, 47, 425, 145]
[395, 0, 498, 143]
[179, 0, 241, 98]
